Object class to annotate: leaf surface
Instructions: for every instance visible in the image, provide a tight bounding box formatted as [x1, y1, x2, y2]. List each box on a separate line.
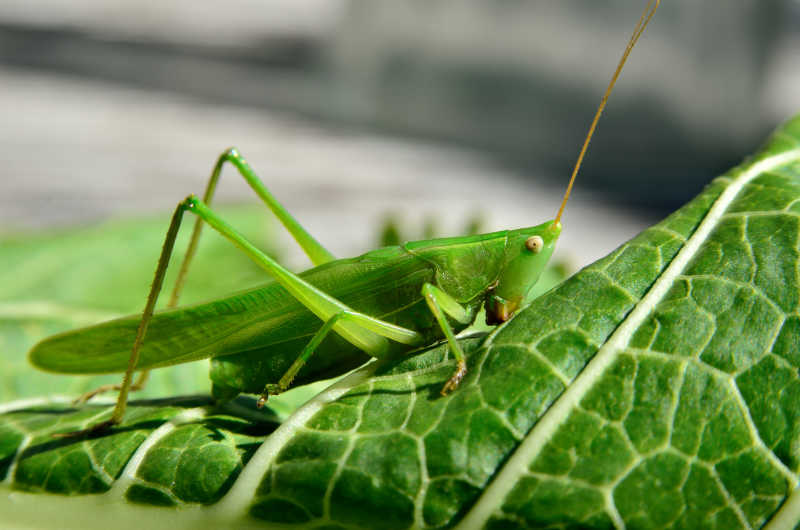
[0, 207, 279, 403]
[2, 117, 800, 529]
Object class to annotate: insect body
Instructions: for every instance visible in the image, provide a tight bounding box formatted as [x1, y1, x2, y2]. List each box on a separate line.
[28, 1, 658, 435]
[30, 215, 558, 401]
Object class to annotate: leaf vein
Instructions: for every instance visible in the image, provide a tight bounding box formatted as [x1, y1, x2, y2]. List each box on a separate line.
[456, 148, 800, 529]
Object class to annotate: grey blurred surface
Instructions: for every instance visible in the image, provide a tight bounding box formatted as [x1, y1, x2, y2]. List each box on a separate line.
[328, 0, 791, 205]
[0, 66, 653, 270]
[1, 0, 798, 269]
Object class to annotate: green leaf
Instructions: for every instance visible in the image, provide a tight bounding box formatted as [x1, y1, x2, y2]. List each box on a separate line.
[3, 115, 800, 529]
[0, 206, 284, 405]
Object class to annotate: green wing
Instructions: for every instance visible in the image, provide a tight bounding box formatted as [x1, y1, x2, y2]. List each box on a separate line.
[29, 246, 435, 374]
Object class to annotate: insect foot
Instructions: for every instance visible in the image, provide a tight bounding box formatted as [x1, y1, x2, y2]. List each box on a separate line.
[257, 384, 281, 408]
[440, 360, 468, 396]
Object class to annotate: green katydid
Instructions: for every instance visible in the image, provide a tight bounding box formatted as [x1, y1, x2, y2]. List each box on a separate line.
[28, 0, 659, 436]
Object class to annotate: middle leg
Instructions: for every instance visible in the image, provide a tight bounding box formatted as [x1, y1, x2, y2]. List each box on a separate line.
[258, 309, 424, 406]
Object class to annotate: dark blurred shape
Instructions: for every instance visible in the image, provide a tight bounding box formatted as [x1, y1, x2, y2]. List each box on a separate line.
[377, 212, 486, 247]
[463, 214, 484, 237]
[0, 22, 323, 107]
[327, 0, 790, 210]
[379, 215, 403, 247]
[422, 216, 439, 241]
[0, 0, 795, 213]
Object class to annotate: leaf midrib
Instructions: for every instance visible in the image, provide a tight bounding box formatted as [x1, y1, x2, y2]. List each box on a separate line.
[212, 361, 380, 520]
[456, 148, 800, 530]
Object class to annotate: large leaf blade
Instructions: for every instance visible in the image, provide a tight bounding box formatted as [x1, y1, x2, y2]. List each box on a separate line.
[2, 116, 800, 529]
[460, 116, 800, 529]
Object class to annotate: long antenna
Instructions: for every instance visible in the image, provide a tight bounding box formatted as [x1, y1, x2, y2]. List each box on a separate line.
[553, 0, 660, 225]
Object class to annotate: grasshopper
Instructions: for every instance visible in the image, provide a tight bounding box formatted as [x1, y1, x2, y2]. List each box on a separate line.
[29, 0, 659, 436]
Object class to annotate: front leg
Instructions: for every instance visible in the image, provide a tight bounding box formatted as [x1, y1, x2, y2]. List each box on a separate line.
[421, 283, 474, 395]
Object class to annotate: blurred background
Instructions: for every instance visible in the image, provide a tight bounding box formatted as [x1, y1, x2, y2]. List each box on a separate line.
[1, 0, 799, 404]
[1, 0, 799, 266]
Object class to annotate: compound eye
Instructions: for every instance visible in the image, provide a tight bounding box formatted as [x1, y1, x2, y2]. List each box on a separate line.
[525, 235, 544, 253]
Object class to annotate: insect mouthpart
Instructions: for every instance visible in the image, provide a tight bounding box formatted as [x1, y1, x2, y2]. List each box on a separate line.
[485, 294, 520, 326]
